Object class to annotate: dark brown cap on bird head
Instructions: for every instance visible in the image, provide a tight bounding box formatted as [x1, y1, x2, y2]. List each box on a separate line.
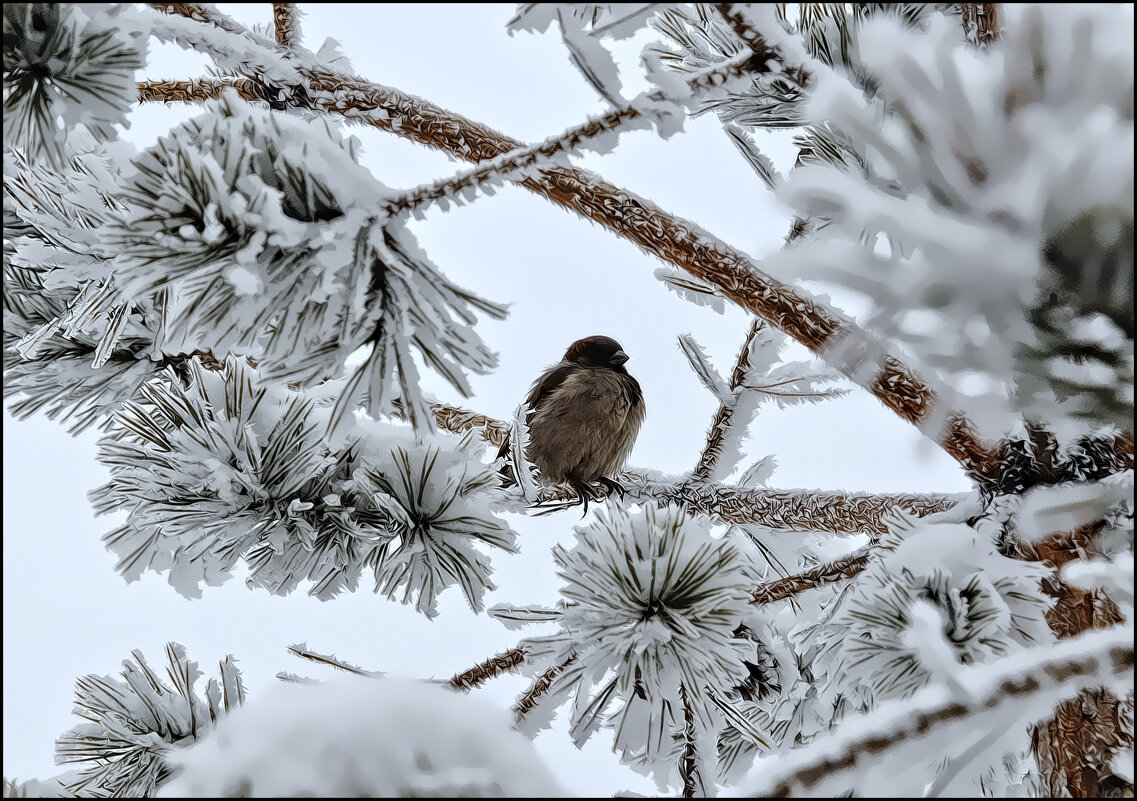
[563, 335, 630, 369]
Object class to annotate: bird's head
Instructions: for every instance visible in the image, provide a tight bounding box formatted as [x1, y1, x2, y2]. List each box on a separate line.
[564, 335, 630, 369]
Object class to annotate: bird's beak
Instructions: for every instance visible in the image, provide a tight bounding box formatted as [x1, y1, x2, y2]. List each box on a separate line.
[609, 350, 629, 366]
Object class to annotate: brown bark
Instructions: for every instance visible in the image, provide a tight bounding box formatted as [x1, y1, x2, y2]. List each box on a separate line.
[272, 3, 299, 48]
[751, 549, 872, 606]
[1026, 523, 1135, 798]
[513, 655, 576, 724]
[959, 3, 1001, 47]
[448, 647, 528, 692]
[137, 78, 260, 104]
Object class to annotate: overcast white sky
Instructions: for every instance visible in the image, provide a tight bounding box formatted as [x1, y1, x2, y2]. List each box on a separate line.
[2, 4, 972, 794]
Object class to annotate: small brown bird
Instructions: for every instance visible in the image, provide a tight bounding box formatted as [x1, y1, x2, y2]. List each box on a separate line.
[501, 335, 645, 511]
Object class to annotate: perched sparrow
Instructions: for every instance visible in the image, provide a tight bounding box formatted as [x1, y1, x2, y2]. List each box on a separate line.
[501, 335, 645, 511]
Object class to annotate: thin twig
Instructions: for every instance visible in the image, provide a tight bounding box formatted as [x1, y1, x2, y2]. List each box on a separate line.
[513, 655, 576, 724]
[751, 547, 873, 605]
[379, 51, 754, 220]
[692, 318, 763, 482]
[285, 643, 376, 676]
[679, 683, 702, 798]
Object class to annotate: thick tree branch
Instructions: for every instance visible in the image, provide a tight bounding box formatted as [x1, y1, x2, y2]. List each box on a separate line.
[959, 3, 1001, 47]
[137, 77, 259, 104]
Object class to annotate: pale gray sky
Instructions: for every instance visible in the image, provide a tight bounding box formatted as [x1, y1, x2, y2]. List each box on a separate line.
[2, 4, 971, 793]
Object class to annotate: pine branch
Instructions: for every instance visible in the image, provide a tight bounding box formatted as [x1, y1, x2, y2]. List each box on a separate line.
[513, 655, 576, 725]
[137, 77, 259, 103]
[140, 3, 974, 467]
[750, 626, 1133, 797]
[448, 647, 528, 692]
[272, 3, 300, 48]
[410, 401, 960, 531]
[140, 4, 1132, 495]
[692, 318, 762, 481]
[751, 547, 872, 605]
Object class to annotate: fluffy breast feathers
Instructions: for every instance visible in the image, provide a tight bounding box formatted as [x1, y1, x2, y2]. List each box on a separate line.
[524, 366, 644, 484]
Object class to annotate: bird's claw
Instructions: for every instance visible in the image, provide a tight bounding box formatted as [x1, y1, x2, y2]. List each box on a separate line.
[596, 476, 626, 500]
[568, 478, 602, 518]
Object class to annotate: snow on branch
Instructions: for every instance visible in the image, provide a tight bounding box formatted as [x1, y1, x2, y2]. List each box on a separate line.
[506, 504, 756, 786]
[690, 319, 845, 483]
[529, 470, 964, 533]
[2, 4, 146, 166]
[145, 6, 300, 90]
[54, 643, 245, 798]
[111, 90, 505, 433]
[741, 625, 1133, 797]
[157, 675, 565, 797]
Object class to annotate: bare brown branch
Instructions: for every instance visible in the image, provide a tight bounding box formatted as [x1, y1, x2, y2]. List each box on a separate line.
[751, 548, 872, 605]
[513, 656, 576, 725]
[448, 647, 528, 692]
[137, 77, 259, 104]
[959, 3, 1001, 47]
